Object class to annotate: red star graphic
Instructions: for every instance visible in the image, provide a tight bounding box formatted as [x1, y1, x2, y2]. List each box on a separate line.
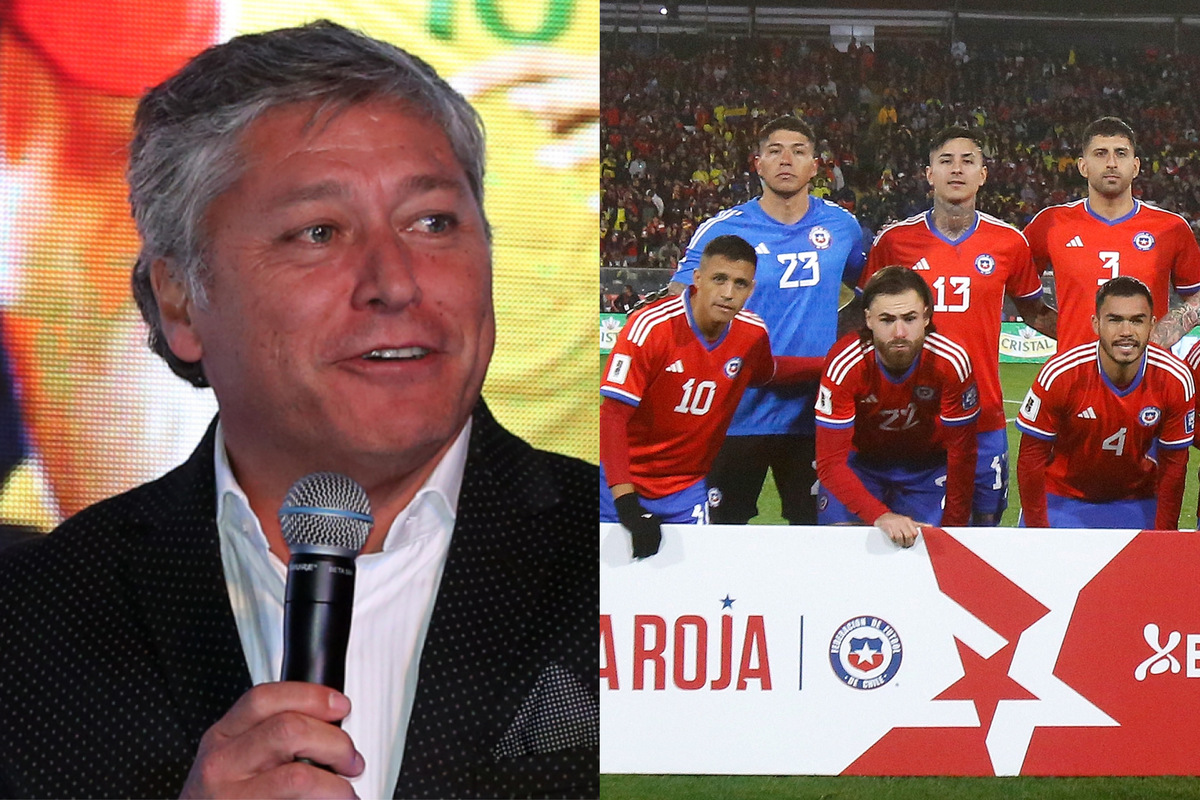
[844, 528, 1052, 776]
[936, 638, 1038, 730]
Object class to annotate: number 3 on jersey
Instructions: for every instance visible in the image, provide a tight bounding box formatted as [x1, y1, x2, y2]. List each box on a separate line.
[778, 252, 820, 288]
[1097, 251, 1120, 285]
[932, 276, 970, 312]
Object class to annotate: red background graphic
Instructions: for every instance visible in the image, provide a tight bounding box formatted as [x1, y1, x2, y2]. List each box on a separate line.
[1023, 530, 1200, 775]
[844, 527, 1050, 776]
[11, 0, 220, 96]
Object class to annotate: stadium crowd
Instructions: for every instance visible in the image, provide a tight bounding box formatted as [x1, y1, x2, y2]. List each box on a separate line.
[600, 32, 1200, 549]
[600, 35, 1200, 303]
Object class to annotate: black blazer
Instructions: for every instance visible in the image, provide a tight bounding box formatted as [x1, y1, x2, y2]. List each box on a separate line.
[0, 401, 598, 799]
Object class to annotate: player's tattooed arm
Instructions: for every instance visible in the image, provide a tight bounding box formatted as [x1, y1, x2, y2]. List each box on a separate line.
[1149, 294, 1200, 349]
[1013, 295, 1057, 339]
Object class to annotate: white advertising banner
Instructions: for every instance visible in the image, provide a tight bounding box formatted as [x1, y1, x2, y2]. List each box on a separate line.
[600, 523, 1200, 776]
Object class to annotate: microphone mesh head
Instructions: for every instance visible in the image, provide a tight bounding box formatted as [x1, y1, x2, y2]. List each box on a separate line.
[279, 472, 372, 554]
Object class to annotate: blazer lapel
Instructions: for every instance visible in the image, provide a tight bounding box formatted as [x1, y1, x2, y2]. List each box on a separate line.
[395, 402, 558, 797]
[126, 422, 252, 746]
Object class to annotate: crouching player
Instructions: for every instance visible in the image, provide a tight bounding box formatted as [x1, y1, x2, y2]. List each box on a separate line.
[1017, 276, 1193, 528]
[815, 267, 979, 547]
[600, 235, 823, 557]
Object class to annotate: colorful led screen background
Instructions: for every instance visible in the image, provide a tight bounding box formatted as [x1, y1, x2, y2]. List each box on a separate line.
[0, 0, 598, 530]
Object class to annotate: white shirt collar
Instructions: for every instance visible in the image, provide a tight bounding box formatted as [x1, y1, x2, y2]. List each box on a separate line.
[213, 418, 472, 553]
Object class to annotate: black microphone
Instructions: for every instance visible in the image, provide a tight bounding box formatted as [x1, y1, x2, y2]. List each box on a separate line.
[278, 472, 373, 695]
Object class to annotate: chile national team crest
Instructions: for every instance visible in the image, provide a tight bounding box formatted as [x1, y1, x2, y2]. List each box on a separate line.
[809, 226, 833, 249]
[1133, 231, 1156, 251]
[1139, 406, 1161, 427]
[724, 357, 743, 379]
[829, 616, 903, 690]
[974, 254, 996, 275]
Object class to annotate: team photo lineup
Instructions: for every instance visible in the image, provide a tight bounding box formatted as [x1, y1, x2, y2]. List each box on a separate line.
[600, 34, 1200, 556]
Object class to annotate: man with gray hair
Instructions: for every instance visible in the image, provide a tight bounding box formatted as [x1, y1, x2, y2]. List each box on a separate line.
[0, 21, 596, 800]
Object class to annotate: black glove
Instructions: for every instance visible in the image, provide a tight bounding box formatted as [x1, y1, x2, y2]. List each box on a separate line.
[615, 493, 663, 559]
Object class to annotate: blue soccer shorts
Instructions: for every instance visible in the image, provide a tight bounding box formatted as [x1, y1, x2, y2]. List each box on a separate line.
[1019, 493, 1156, 529]
[599, 464, 709, 524]
[972, 428, 1009, 520]
[817, 454, 947, 526]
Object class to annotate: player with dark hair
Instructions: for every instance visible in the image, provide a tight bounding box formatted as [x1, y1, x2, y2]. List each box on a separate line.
[666, 115, 866, 525]
[1025, 116, 1200, 352]
[815, 267, 979, 547]
[860, 126, 1055, 525]
[602, 234, 822, 557]
[1016, 276, 1193, 529]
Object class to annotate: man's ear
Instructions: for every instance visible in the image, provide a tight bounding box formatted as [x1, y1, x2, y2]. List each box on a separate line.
[150, 258, 204, 363]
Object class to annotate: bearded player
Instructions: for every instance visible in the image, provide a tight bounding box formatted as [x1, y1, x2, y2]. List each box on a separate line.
[1025, 116, 1200, 352]
[601, 235, 822, 558]
[1016, 277, 1193, 529]
[816, 267, 979, 548]
[860, 127, 1056, 526]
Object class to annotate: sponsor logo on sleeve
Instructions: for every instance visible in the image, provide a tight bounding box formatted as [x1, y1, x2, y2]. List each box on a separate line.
[1021, 389, 1041, 421]
[816, 385, 833, 414]
[606, 354, 632, 384]
[962, 384, 979, 411]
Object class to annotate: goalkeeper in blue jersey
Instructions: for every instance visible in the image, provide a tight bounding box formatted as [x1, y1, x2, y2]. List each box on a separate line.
[669, 115, 866, 524]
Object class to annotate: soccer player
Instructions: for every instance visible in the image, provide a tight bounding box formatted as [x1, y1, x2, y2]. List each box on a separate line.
[667, 115, 866, 525]
[860, 126, 1055, 525]
[1184, 339, 1200, 527]
[1025, 116, 1200, 352]
[815, 267, 980, 548]
[1016, 277, 1193, 529]
[602, 235, 822, 557]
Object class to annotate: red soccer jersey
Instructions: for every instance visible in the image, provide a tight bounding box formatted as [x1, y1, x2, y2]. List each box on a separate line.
[600, 292, 774, 498]
[1015, 342, 1195, 501]
[815, 331, 979, 460]
[861, 211, 1042, 433]
[1025, 199, 1200, 352]
[1185, 338, 1200, 449]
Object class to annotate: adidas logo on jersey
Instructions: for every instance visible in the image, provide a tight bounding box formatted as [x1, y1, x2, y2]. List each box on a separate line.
[862, 394, 879, 403]
[1066, 235, 1084, 248]
[1077, 406, 1097, 419]
[912, 258, 931, 271]
[666, 360, 685, 373]
[755, 242, 771, 255]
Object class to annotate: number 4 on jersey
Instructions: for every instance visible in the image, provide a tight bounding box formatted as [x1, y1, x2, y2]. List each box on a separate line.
[1102, 426, 1127, 457]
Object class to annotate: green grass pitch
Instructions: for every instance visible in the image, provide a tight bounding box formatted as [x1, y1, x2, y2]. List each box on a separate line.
[600, 360, 1200, 794]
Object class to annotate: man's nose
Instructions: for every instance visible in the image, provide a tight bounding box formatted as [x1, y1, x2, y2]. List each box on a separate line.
[352, 226, 422, 310]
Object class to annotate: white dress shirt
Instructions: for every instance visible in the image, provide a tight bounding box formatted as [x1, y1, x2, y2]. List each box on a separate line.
[213, 419, 469, 799]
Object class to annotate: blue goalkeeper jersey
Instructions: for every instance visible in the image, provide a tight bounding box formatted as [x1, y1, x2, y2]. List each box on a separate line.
[672, 196, 865, 435]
